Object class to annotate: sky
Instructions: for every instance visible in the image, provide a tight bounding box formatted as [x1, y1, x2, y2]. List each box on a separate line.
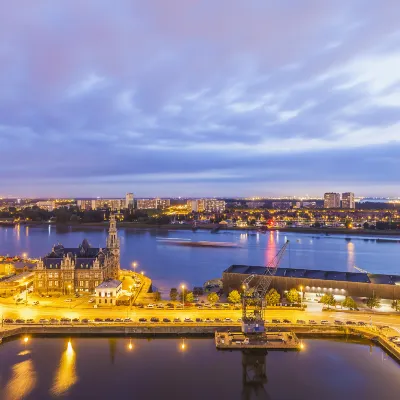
[1, 0, 400, 198]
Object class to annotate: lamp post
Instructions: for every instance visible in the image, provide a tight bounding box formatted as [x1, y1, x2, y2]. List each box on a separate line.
[181, 284, 185, 310]
[300, 286, 303, 309]
[132, 262, 138, 275]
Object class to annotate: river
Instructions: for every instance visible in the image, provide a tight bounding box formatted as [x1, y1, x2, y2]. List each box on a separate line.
[0, 337, 399, 400]
[1, 225, 400, 292]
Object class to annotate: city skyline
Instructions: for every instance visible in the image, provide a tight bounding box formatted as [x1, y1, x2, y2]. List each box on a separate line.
[1, 1, 400, 197]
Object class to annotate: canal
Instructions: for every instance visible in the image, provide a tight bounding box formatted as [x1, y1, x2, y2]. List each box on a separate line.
[0, 337, 399, 400]
[1, 225, 400, 292]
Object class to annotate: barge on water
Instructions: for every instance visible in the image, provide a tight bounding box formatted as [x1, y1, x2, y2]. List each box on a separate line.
[157, 239, 238, 248]
[215, 331, 301, 351]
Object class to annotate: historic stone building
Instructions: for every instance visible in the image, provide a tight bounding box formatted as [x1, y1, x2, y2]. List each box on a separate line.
[34, 215, 120, 294]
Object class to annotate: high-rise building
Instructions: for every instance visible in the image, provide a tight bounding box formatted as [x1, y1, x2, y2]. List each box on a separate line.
[342, 192, 355, 209]
[137, 198, 171, 210]
[77, 199, 93, 211]
[125, 193, 134, 209]
[324, 193, 341, 208]
[188, 199, 225, 213]
[91, 199, 125, 211]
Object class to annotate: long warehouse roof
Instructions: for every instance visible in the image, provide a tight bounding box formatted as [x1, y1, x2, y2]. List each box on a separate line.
[224, 265, 400, 286]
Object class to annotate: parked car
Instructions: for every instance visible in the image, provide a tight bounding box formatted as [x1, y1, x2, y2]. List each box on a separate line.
[334, 320, 344, 325]
[88, 298, 95, 303]
[4, 319, 14, 324]
[26, 319, 35, 324]
[124, 318, 132, 323]
[139, 318, 147, 323]
[64, 299, 72, 302]
[357, 321, 367, 326]
[115, 318, 123, 323]
[214, 318, 222, 323]
[150, 317, 160, 323]
[32, 301, 39, 305]
[224, 318, 233, 322]
[72, 318, 80, 323]
[146, 304, 155, 309]
[296, 320, 306, 324]
[81, 319, 89, 324]
[94, 318, 103, 322]
[272, 319, 281, 324]
[196, 318, 203, 322]
[321, 320, 330, 325]
[173, 318, 181, 323]
[15, 319, 25, 324]
[346, 321, 356, 325]
[308, 320, 317, 325]
[283, 319, 292, 324]
[105, 318, 114, 322]
[50, 318, 59, 324]
[184, 318, 193, 323]
[163, 318, 171, 323]
[39, 318, 49, 324]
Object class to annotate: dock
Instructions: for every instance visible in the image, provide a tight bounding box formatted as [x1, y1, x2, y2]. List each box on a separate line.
[215, 331, 301, 350]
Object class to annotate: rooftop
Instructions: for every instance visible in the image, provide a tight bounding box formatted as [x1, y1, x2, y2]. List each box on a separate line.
[96, 279, 122, 289]
[224, 265, 400, 286]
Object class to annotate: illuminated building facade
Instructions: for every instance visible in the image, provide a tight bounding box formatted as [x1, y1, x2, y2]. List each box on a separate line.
[324, 193, 341, 208]
[188, 199, 226, 213]
[125, 193, 134, 209]
[137, 198, 171, 209]
[342, 192, 355, 209]
[34, 215, 120, 294]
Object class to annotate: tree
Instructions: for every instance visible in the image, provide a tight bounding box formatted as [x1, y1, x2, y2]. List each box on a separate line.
[154, 291, 161, 302]
[320, 293, 336, 309]
[227, 290, 241, 304]
[392, 300, 400, 312]
[265, 288, 281, 306]
[207, 292, 219, 305]
[185, 292, 194, 303]
[363, 222, 370, 229]
[286, 288, 300, 304]
[169, 288, 178, 301]
[342, 296, 358, 310]
[366, 294, 381, 309]
[345, 219, 353, 229]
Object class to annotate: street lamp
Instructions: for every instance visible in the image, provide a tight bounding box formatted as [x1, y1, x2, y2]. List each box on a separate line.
[132, 262, 138, 274]
[181, 284, 185, 310]
[300, 286, 303, 309]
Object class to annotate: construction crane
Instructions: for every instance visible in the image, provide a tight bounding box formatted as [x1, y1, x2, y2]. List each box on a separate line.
[241, 240, 289, 333]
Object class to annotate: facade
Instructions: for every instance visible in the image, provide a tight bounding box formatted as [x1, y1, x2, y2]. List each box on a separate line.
[125, 193, 134, 209]
[137, 198, 171, 210]
[36, 201, 56, 211]
[91, 198, 125, 211]
[223, 266, 400, 299]
[188, 199, 226, 213]
[324, 193, 341, 208]
[95, 279, 122, 306]
[342, 192, 355, 209]
[34, 215, 120, 294]
[77, 199, 93, 211]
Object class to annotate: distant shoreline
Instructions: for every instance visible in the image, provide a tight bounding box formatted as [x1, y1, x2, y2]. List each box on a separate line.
[5, 221, 400, 238]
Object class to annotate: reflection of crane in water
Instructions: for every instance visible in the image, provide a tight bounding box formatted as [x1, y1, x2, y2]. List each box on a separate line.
[241, 349, 270, 400]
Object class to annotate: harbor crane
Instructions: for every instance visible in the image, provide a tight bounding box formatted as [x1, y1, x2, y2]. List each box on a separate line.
[241, 240, 289, 333]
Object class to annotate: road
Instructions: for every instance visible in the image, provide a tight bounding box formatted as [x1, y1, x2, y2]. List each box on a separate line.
[2, 302, 400, 330]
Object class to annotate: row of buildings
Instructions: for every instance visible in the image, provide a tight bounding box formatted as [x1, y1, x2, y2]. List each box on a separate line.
[187, 199, 226, 213]
[324, 192, 355, 209]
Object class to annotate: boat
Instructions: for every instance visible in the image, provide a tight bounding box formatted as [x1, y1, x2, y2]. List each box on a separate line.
[158, 239, 238, 248]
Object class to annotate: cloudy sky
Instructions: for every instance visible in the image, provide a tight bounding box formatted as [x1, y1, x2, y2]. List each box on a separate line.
[1, 0, 400, 198]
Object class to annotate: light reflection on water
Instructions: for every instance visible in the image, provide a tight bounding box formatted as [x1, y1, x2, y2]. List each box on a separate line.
[4, 359, 36, 400]
[50, 341, 78, 397]
[0, 338, 400, 400]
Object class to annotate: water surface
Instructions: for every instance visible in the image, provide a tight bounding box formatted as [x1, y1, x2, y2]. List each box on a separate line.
[0, 338, 399, 400]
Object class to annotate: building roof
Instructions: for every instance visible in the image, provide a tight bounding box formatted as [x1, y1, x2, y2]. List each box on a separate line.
[42, 239, 111, 269]
[225, 265, 400, 286]
[96, 280, 122, 289]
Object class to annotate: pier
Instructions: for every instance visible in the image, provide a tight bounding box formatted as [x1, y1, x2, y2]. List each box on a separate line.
[215, 331, 301, 350]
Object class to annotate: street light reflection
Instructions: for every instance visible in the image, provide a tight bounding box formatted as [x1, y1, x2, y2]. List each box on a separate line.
[128, 339, 133, 351]
[4, 359, 36, 399]
[50, 339, 77, 396]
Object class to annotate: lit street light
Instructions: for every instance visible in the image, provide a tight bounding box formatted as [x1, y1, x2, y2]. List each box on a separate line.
[132, 262, 138, 274]
[181, 284, 185, 311]
[300, 286, 303, 309]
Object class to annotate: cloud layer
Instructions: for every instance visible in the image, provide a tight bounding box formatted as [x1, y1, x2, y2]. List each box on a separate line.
[1, 0, 400, 197]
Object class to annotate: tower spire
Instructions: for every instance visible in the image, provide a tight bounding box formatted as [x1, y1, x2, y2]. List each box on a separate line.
[106, 213, 120, 279]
